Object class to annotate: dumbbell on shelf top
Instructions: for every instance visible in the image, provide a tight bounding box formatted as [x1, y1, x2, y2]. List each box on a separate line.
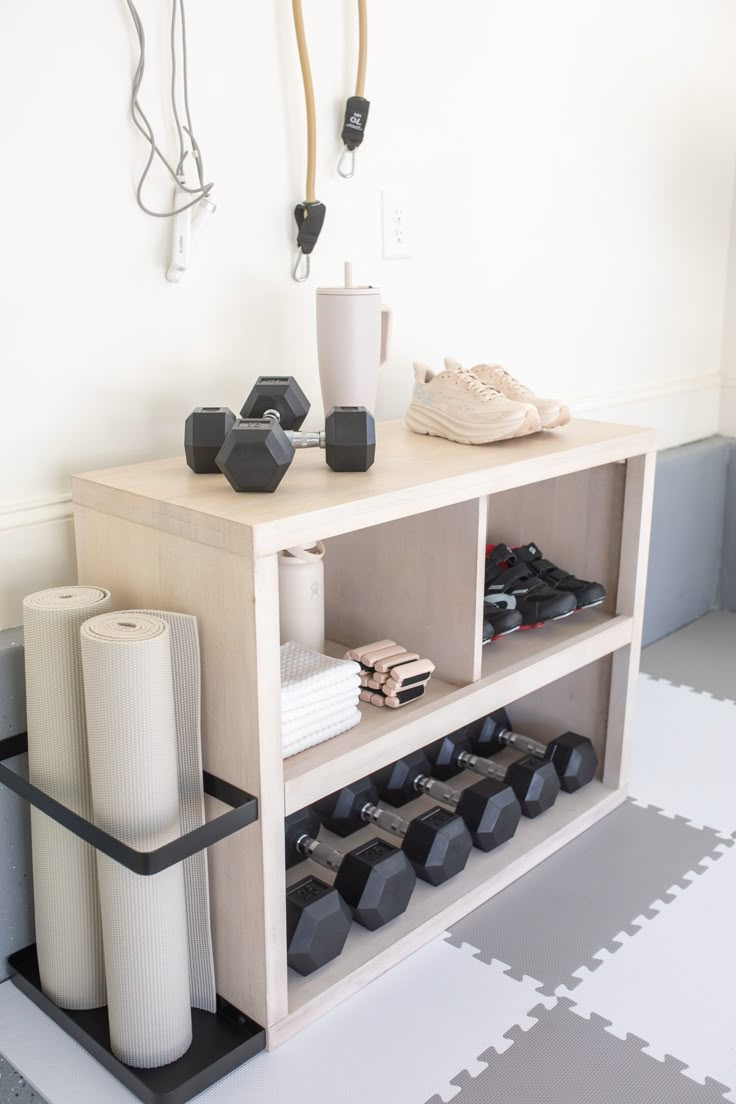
[466, 708, 598, 793]
[427, 729, 561, 818]
[372, 751, 522, 852]
[313, 777, 472, 886]
[285, 807, 416, 933]
[185, 375, 376, 493]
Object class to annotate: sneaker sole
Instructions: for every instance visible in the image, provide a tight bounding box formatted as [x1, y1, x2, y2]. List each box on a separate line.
[541, 404, 571, 429]
[405, 404, 540, 445]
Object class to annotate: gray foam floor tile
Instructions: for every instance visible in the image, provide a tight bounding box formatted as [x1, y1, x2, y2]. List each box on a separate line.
[424, 999, 731, 1104]
[0, 1055, 46, 1104]
[445, 798, 731, 994]
[641, 611, 736, 700]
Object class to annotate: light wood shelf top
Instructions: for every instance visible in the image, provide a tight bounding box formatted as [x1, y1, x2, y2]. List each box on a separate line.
[278, 780, 624, 1042]
[283, 610, 632, 814]
[72, 418, 655, 557]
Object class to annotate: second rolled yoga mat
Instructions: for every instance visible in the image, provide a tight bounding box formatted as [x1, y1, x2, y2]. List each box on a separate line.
[23, 586, 111, 1010]
[81, 611, 215, 1068]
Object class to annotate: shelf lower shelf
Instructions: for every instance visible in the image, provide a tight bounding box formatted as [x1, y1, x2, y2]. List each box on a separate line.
[283, 611, 632, 814]
[274, 779, 625, 1047]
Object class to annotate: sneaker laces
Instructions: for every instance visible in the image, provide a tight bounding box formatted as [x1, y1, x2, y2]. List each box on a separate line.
[446, 368, 504, 404]
[479, 364, 530, 400]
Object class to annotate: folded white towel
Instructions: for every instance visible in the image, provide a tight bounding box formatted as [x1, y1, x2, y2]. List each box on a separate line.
[282, 680, 361, 727]
[281, 642, 360, 710]
[282, 694, 360, 740]
[283, 706, 362, 758]
[281, 675, 361, 717]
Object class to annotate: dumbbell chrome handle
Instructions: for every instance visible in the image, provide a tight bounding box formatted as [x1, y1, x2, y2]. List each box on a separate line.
[295, 834, 341, 872]
[287, 430, 326, 450]
[412, 774, 461, 806]
[456, 749, 505, 782]
[495, 726, 545, 758]
[360, 803, 408, 839]
[264, 409, 326, 451]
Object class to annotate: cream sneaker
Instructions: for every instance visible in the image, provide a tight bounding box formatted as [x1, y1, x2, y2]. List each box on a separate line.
[405, 361, 541, 445]
[468, 362, 571, 429]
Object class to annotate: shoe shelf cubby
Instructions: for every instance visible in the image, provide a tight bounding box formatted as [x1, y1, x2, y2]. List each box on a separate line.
[71, 417, 654, 1052]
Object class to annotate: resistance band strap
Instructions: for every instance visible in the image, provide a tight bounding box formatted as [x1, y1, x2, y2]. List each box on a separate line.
[341, 96, 370, 152]
[294, 201, 326, 256]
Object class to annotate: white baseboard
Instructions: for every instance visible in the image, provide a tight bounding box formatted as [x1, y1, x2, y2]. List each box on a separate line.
[0, 374, 728, 629]
[570, 373, 722, 452]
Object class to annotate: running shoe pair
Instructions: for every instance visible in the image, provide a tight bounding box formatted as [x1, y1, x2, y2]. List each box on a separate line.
[406, 359, 570, 445]
[483, 543, 607, 642]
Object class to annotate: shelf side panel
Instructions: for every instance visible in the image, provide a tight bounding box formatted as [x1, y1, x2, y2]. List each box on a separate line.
[73, 504, 287, 1029]
[323, 498, 485, 686]
[604, 450, 657, 788]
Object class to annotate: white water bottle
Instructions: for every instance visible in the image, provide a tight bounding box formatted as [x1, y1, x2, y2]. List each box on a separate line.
[278, 543, 326, 653]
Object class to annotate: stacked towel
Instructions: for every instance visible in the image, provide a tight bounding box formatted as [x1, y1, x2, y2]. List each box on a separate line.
[281, 642, 362, 758]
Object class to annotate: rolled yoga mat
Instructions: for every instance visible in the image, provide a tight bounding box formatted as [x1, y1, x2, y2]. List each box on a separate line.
[81, 611, 215, 1068]
[23, 585, 111, 1010]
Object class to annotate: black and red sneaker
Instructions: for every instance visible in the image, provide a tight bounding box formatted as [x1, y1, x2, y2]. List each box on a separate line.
[484, 544, 576, 626]
[513, 543, 606, 610]
[482, 603, 523, 644]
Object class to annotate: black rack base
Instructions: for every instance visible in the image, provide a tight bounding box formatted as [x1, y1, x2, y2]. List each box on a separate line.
[8, 945, 266, 1104]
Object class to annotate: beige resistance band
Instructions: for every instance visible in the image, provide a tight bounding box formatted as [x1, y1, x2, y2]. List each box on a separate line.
[291, 0, 369, 280]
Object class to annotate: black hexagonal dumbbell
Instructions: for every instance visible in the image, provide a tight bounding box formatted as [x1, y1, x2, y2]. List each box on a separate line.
[184, 375, 308, 476]
[428, 728, 560, 818]
[217, 406, 376, 493]
[372, 751, 521, 853]
[468, 708, 598, 793]
[285, 874, 352, 976]
[313, 777, 472, 886]
[184, 407, 237, 474]
[285, 807, 416, 931]
[239, 375, 310, 428]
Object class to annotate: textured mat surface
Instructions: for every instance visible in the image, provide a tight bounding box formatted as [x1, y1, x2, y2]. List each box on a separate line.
[640, 611, 736, 700]
[425, 999, 732, 1104]
[629, 674, 736, 836]
[556, 843, 736, 1099]
[444, 798, 731, 994]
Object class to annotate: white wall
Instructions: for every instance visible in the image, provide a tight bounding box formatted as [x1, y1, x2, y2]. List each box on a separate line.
[2, 0, 736, 627]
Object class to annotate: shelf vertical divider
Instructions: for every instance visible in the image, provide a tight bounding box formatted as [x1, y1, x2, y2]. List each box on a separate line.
[323, 497, 486, 687]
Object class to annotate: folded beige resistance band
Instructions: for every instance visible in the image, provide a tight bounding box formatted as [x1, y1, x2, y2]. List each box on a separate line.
[81, 610, 216, 1068]
[23, 586, 111, 1011]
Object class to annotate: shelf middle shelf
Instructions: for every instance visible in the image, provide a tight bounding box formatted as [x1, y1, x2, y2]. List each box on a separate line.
[283, 610, 633, 814]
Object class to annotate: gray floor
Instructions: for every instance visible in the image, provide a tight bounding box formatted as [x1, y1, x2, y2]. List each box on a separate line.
[640, 609, 736, 699]
[445, 798, 732, 995]
[426, 998, 733, 1104]
[1, 613, 735, 1104]
[0, 1055, 43, 1103]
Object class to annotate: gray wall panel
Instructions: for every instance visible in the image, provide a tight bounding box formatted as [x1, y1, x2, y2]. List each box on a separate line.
[720, 442, 736, 611]
[642, 437, 730, 645]
[0, 628, 33, 980]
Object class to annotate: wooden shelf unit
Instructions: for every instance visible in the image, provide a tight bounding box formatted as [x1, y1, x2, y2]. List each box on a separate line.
[71, 417, 655, 1049]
